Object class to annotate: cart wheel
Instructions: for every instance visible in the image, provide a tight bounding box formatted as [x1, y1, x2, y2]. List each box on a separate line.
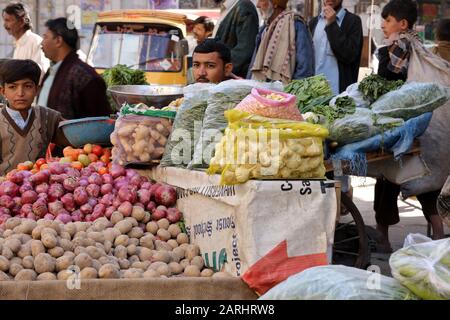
[332, 192, 371, 269]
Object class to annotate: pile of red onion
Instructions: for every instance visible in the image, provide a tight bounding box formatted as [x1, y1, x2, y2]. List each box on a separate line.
[0, 163, 180, 226]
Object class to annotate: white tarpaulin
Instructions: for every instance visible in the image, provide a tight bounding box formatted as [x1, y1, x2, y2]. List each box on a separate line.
[146, 167, 338, 295]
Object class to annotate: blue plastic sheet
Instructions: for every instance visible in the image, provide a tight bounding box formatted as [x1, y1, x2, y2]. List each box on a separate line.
[330, 113, 433, 176]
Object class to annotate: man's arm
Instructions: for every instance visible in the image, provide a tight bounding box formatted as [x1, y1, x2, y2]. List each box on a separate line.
[230, 5, 259, 77]
[293, 20, 315, 79]
[325, 14, 363, 65]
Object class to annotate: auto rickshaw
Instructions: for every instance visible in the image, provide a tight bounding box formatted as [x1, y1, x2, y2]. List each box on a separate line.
[87, 10, 190, 85]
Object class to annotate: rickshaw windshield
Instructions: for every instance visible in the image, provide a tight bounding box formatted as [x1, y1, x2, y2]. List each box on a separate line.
[89, 23, 184, 72]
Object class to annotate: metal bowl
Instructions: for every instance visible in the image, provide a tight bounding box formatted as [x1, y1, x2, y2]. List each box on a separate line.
[108, 85, 184, 110]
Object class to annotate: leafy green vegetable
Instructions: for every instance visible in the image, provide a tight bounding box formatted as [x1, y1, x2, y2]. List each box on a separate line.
[371, 82, 449, 120]
[102, 65, 148, 111]
[284, 75, 333, 113]
[328, 108, 380, 145]
[334, 96, 356, 113]
[102, 64, 148, 88]
[358, 74, 404, 103]
[310, 96, 356, 125]
[303, 95, 334, 113]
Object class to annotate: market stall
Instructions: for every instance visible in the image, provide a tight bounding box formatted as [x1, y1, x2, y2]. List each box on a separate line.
[1, 67, 449, 300]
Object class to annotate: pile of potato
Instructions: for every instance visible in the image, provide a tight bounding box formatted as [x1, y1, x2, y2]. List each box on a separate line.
[111, 116, 173, 165]
[0, 212, 225, 281]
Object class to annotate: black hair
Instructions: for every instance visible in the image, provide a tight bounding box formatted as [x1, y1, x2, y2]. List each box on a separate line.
[45, 17, 79, 51]
[193, 39, 231, 64]
[194, 16, 214, 33]
[436, 18, 450, 42]
[381, 0, 418, 29]
[0, 59, 40, 86]
[2, 2, 32, 31]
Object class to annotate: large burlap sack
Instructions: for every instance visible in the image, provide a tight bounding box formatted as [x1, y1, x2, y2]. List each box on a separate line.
[147, 166, 338, 296]
[399, 34, 450, 197]
[406, 35, 450, 86]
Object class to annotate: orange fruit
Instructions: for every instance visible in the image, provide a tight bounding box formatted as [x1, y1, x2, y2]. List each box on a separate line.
[98, 167, 108, 175]
[36, 158, 46, 168]
[92, 145, 103, 157]
[71, 161, 83, 170]
[63, 146, 74, 158]
[100, 155, 110, 164]
[17, 164, 28, 171]
[78, 154, 91, 167]
[23, 161, 34, 170]
[83, 144, 93, 155]
[59, 157, 73, 164]
[39, 164, 49, 170]
[88, 153, 99, 163]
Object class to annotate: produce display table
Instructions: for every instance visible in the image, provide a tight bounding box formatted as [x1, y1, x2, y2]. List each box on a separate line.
[140, 166, 339, 295]
[0, 278, 257, 300]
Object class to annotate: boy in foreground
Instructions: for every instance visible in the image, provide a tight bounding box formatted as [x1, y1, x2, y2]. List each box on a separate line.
[0, 59, 67, 175]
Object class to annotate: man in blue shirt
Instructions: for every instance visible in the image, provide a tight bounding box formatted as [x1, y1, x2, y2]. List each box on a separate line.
[309, 0, 363, 93]
[247, 0, 314, 84]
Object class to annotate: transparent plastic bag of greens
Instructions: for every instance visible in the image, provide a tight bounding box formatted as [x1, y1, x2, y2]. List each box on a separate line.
[160, 83, 215, 167]
[259, 265, 418, 300]
[188, 80, 283, 169]
[329, 108, 379, 145]
[389, 236, 450, 300]
[330, 83, 370, 109]
[371, 82, 449, 120]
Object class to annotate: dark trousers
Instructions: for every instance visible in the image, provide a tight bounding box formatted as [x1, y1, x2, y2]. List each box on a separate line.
[374, 178, 440, 226]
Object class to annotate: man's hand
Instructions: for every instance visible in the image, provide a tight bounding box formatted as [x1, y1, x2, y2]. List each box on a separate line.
[323, 5, 337, 25]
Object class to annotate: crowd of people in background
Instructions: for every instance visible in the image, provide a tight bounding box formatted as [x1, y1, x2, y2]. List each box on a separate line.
[0, 0, 449, 246]
[1, 2, 112, 120]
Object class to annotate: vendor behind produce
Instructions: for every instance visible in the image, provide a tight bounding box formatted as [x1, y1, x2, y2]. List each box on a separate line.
[0, 59, 68, 176]
[192, 39, 237, 84]
[37, 17, 112, 120]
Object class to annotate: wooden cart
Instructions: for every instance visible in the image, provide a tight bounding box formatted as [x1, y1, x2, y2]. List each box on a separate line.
[327, 141, 421, 269]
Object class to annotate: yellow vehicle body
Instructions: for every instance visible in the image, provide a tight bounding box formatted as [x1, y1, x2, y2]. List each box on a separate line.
[89, 10, 189, 86]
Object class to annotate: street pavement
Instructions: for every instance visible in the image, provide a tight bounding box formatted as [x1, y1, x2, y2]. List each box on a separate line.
[351, 177, 449, 277]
